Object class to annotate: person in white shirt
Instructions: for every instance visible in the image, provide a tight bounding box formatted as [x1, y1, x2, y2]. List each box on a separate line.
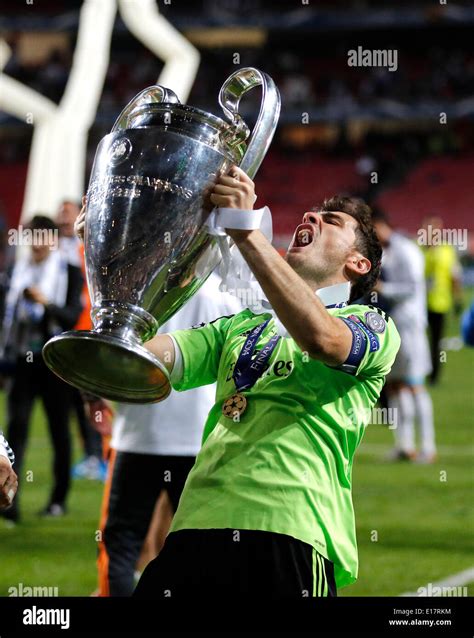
[57, 200, 104, 478]
[85, 272, 243, 596]
[57, 200, 82, 268]
[0, 431, 17, 510]
[1, 215, 84, 521]
[373, 210, 436, 463]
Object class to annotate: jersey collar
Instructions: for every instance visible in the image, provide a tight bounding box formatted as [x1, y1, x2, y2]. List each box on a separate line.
[261, 281, 350, 337]
[262, 281, 350, 312]
[316, 281, 350, 308]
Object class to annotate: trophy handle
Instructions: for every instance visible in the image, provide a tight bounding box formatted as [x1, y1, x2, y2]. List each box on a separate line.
[111, 85, 181, 132]
[218, 67, 281, 179]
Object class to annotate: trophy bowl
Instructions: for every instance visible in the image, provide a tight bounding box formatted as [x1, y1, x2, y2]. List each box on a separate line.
[43, 68, 280, 403]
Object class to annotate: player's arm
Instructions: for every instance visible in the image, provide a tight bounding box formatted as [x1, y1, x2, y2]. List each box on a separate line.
[143, 334, 176, 376]
[74, 196, 87, 240]
[149, 316, 236, 392]
[210, 168, 352, 366]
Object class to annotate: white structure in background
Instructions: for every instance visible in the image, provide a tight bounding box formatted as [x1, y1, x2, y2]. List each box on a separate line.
[118, 0, 200, 99]
[0, 0, 200, 224]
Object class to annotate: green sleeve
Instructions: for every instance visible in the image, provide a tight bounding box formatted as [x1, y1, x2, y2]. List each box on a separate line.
[170, 314, 236, 392]
[335, 305, 401, 378]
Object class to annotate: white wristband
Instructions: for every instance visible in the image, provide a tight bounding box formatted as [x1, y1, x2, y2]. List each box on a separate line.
[205, 206, 269, 236]
[169, 334, 184, 384]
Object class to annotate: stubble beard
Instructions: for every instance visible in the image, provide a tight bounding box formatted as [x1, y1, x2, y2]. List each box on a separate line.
[286, 250, 342, 291]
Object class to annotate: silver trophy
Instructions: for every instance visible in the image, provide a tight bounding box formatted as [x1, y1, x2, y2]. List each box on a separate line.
[43, 67, 280, 403]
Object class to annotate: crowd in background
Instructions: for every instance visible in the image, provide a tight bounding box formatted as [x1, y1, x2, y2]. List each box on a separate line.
[2, 36, 473, 120]
[0, 0, 472, 597]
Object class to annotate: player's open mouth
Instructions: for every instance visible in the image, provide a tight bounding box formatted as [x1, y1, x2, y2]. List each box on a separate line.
[289, 223, 317, 251]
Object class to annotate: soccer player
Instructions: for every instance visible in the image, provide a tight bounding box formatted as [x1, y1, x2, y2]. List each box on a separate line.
[126, 168, 401, 597]
[423, 216, 463, 384]
[372, 210, 436, 464]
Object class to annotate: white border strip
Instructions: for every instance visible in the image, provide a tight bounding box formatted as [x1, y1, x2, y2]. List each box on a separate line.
[358, 444, 474, 457]
[400, 567, 474, 596]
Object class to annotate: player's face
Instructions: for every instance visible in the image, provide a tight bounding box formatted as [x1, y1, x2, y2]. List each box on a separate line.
[57, 202, 80, 237]
[286, 211, 360, 286]
[31, 240, 53, 263]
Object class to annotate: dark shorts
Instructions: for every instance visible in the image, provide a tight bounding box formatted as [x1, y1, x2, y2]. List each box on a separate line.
[133, 528, 337, 598]
[99, 452, 196, 596]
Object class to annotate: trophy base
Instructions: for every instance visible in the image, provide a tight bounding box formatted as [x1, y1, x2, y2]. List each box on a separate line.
[42, 331, 171, 404]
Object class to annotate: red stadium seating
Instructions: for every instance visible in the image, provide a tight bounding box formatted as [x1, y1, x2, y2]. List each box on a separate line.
[1, 155, 472, 242]
[376, 155, 474, 233]
[0, 163, 28, 228]
[256, 152, 365, 237]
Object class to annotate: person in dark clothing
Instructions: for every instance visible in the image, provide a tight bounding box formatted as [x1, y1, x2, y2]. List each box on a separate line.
[0, 216, 83, 522]
[56, 200, 104, 479]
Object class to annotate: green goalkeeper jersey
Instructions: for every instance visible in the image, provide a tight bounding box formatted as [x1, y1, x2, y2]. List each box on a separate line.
[168, 301, 400, 588]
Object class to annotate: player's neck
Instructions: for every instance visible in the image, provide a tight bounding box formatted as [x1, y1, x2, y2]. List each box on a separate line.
[304, 273, 350, 294]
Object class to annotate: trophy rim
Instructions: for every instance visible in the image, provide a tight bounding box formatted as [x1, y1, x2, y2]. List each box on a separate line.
[129, 102, 233, 133]
[115, 103, 247, 161]
[43, 331, 171, 404]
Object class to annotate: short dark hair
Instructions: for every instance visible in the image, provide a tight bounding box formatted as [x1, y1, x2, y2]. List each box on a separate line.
[370, 205, 391, 226]
[317, 195, 382, 302]
[25, 215, 58, 232]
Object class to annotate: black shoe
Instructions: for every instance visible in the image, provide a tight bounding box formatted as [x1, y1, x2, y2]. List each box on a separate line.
[0, 501, 20, 523]
[39, 503, 66, 518]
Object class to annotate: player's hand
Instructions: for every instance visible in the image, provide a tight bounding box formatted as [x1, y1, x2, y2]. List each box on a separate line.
[84, 398, 114, 437]
[23, 287, 48, 306]
[0, 457, 18, 510]
[74, 196, 87, 242]
[210, 165, 256, 210]
[210, 166, 257, 242]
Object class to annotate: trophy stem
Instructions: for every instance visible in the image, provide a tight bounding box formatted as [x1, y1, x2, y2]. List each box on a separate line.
[42, 300, 169, 403]
[92, 301, 158, 345]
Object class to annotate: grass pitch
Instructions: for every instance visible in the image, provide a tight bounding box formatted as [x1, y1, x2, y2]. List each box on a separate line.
[0, 310, 473, 597]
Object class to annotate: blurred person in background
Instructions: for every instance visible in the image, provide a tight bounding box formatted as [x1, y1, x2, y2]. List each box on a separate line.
[0, 223, 10, 326]
[0, 210, 16, 326]
[461, 302, 474, 347]
[0, 430, 17, 511]
[57, 200, 82, 268]
[87, 272, 243, 596]
[422, 216, 463, 385]
[0, 216, 83, 522]
[373, 210, 436, 464]
[57, 200, 104, 480]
